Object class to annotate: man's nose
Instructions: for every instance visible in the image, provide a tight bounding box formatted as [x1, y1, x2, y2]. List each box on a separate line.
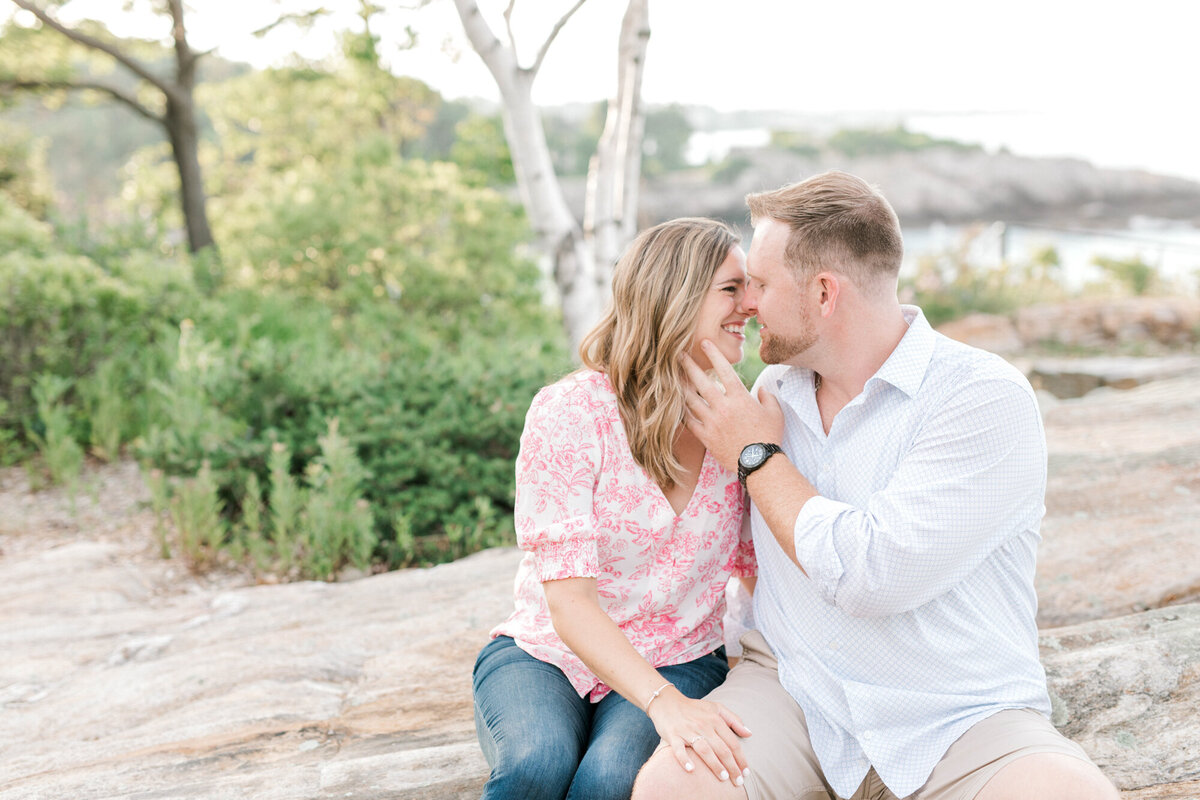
[739, 288, 757, 316]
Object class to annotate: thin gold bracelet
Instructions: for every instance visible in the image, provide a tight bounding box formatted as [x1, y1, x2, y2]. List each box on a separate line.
[643, 681, 673, 713]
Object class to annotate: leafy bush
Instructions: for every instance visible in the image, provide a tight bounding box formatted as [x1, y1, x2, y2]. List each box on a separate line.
[0, 194, 197, 462]
[28, 373, 84, 489]
[1094, 254, 1157, 296]
[135, 294, 567, 569]
[899, 230, 1070, 328]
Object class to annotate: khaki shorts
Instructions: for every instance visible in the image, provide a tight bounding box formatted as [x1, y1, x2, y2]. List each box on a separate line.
[708, 631, 1098, 800]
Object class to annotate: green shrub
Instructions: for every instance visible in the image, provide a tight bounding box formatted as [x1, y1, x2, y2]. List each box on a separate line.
[132, 285, 567, 571]
[170, 460, 227, 570]
[1094, 254, 1157, 296]
[899, 231, 1071, 328]
[28, 373, 84, 489]
[0, 198, 198, 459]
[828, 125, 980, 158]
[80, 358, 125, 461]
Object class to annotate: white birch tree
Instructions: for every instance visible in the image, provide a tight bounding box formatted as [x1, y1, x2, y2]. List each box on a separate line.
[450, 0, 649, 352]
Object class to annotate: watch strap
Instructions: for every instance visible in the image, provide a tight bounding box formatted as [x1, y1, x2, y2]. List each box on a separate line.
[737, 442, 784, 486]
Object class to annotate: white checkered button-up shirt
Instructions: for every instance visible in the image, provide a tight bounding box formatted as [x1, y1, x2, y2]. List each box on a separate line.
[750, 306, 1052, 798]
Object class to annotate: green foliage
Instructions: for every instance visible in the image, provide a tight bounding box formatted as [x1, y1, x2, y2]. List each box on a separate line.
[768, 130, 821, 158]
[170, 460, 227, 571]
[28, 373, 84, 490]
[80, 357, 124, 461]
[642, 104, 693, 175]
[266, 441, 304, 573]
[0, 183, 54, 255]
[827, 125, 980, 158]
[899, 230, 1070, 328]
[0, 124, 55, 217]
[451, 113, 515, 185]
[761, 125, 979, 162]
[710, 154, 753, 184]
[0, 195, 197, 460]
[4, 46, 568, 577]
[134, 294, 564, 570]
[296, 419, 377, 579]
[543, 102, 605, 176]
[1093, 254, 1157, 296]
[146, 468, 172, 559]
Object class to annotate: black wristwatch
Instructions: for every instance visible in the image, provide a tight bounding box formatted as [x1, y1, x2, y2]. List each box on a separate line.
[737, 442, 784, 486]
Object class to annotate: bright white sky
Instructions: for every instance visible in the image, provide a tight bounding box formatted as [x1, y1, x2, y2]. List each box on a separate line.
[9, 0, 1200, 179]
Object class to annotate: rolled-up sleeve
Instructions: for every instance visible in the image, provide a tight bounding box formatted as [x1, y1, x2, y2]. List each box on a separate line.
[514, 384, 601, 582]
[792, 376, 1046, 617]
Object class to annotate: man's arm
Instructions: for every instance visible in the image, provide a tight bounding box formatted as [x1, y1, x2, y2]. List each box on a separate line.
[681, 342, 812, 571]
[789, 375, 1046, 617]
[684, 340, 1047, 618]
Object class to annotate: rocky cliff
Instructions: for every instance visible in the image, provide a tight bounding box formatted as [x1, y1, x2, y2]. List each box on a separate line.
[615, 146, 1200, 228]
[3, 369, 1200, 798]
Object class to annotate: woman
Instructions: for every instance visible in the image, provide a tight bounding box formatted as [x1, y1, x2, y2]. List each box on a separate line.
[472, 218, 756, 800]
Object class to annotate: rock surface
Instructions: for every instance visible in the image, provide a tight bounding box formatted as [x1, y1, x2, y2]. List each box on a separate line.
[627, 147, 1200, 227]
[4, 373, 1200, 798]
[1036, 375, 1200, 628]
[937, 298, 1200, 359]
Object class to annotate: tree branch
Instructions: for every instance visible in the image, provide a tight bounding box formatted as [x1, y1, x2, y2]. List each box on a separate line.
[9, 0, 175, 97]
[502, 0, 516, 49]
[1, 78, 163, 124]
[167, 0, 197, 73]
[250, 8, 328, 38]
[529, 0, 587, 76]
[452, 0, 517, 88]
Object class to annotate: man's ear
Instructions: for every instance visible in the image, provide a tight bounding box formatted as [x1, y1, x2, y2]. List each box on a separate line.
[815, 272, 840, 318]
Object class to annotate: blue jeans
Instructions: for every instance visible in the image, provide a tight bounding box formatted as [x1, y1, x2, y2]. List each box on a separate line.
[473, 635, 730, 800]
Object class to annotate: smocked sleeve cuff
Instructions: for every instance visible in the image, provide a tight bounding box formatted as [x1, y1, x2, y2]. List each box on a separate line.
[529, 519, 601, 582]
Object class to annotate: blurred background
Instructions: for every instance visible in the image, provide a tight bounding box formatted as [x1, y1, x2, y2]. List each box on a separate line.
[3, 0, 1198, 577]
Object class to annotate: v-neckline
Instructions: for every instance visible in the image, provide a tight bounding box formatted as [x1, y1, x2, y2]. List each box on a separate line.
[653, 449, 712, 519]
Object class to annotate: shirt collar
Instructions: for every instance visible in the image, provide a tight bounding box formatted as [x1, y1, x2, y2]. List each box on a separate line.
[869, 305, 935, 398]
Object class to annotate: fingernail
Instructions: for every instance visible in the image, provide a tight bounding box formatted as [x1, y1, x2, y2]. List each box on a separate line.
[720, 770, 729, 781]
[685, 761, 694, 772]
[743, 767, 751, 776]
[735, 776, 745, 787]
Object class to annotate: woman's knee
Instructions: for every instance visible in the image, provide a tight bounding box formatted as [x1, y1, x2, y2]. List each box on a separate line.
[485, 736, 581, 800]
[567, 735, 657, 800]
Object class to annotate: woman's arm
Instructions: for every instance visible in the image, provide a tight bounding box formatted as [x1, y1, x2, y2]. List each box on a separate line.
[543, 577, 751, 786]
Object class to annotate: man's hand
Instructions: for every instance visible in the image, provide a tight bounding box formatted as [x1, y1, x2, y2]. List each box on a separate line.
[682, 340, 785, 472]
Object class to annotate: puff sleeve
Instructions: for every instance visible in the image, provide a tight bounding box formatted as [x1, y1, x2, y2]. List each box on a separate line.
[513, 381, 603, 582]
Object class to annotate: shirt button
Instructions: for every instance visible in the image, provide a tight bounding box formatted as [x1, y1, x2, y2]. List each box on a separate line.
[827, 640, 839, 650]
[862, 731, 873, 742]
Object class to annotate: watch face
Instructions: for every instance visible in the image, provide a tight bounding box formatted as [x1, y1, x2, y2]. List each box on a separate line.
[740, 443, 767, 468]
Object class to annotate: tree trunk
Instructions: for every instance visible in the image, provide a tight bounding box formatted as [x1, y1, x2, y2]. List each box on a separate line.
[451, 0, 651, 354]
[164, 94, 214, 253]
[166, 0, 215, 254]
[7, 0, 216, 255]
[585, 0, 649, 303]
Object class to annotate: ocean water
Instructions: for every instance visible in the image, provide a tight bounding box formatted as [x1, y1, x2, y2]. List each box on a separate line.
[685, 120, 1200, 294]
[903, 110, 1200, 185]
[902, 219, 1200, 293]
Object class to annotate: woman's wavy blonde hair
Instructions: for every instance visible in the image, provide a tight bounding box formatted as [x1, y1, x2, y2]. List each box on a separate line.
[580, 217, 740, 490]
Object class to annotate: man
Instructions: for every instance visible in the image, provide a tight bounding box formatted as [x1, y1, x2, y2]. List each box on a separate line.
[631, 171, 1117, 800]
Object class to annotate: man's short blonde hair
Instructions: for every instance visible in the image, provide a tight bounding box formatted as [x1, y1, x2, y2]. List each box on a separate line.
[746, 170, 903, 288]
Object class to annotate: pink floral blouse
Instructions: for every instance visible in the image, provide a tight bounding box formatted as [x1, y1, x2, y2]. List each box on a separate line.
[491, 370, 755, 701]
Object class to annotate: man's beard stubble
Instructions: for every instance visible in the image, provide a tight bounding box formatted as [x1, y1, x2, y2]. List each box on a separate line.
[758, 320, 817, 365]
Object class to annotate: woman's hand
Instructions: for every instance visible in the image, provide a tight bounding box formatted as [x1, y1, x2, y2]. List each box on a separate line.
[646, 686, 752, 785]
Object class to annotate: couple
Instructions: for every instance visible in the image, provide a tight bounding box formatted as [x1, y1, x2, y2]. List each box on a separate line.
[472, 172, 1118, 800]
